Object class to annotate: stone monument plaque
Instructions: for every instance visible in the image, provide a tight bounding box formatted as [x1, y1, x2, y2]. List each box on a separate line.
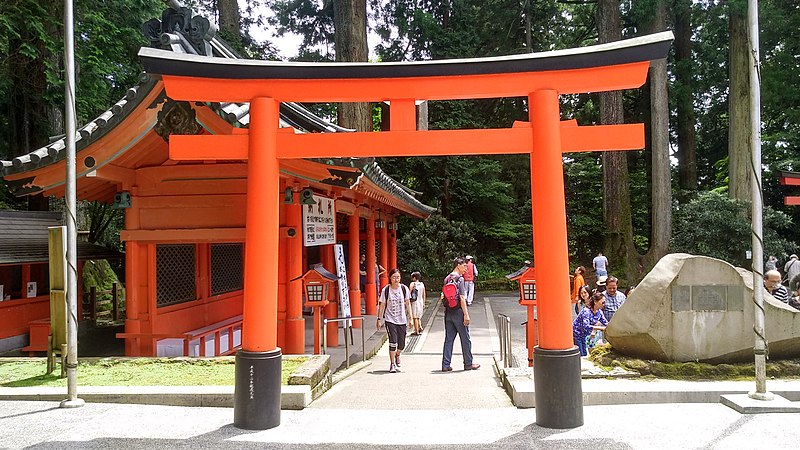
[692, 285, 726, 311]
[672, 285, 691, 311]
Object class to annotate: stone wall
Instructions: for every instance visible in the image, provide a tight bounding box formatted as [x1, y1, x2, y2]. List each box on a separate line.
[605, 253, 800, 363]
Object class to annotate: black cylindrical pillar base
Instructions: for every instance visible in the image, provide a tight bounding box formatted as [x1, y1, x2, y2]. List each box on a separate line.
[533, 346, 583, 429]
[234, 348, 282, 430]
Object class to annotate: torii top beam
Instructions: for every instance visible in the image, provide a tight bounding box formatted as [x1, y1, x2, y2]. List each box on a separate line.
[139, 31, 673, 104]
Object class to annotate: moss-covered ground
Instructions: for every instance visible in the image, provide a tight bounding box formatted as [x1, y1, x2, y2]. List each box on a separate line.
[590, 343, 800, 380]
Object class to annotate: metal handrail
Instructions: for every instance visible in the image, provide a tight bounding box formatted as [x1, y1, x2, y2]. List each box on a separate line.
[322, 316, 365, 369]
[495, 314, 512, 368]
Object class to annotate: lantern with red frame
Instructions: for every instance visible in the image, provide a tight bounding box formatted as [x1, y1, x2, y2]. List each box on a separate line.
[506, 261, 537, 306]
[505, 261, 538, 366]
[294, 263, 336, 353]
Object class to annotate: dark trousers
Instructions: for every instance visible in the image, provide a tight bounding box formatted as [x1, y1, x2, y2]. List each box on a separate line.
[442, 308, 473, 369]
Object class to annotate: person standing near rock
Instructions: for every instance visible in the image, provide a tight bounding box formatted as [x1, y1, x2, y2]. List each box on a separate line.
[593, 252, 609, 277]
[765, 255, 778, 272]
[573, 292, 608, 357]
[765, 270, 790, 304]
[572, 266, 586, 315]
[601, 276, 626, 323]
[785, 254, 800, 286]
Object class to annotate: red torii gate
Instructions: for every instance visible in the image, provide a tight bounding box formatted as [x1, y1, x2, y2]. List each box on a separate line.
[139, 31, 672, 430]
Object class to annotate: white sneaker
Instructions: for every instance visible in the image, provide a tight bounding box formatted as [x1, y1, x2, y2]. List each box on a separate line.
[389, 364, 397, 373]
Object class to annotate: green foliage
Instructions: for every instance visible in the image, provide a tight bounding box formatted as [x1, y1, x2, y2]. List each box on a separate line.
[671, 191, 796, 267]
[397, 213, 476, 283]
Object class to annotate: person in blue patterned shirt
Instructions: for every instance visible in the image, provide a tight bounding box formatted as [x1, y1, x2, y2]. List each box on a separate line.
[573, 292, 608, 356]
[601, 276, 627, 323]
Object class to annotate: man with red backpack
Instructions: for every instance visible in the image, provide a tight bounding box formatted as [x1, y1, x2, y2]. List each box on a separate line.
[441, 257, 480, 372]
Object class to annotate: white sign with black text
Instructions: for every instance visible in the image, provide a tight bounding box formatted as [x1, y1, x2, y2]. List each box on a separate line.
[333, 244, 352, 326]
[302, 194, 336, 247]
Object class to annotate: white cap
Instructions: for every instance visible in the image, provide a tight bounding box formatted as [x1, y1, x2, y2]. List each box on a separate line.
[465, 255, 473, 260]
[597, 275, 608, 285]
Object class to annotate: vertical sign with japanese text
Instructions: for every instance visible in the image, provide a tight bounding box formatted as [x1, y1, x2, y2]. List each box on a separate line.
[333, 244, 352, 324]
[302, 194, 336, 247]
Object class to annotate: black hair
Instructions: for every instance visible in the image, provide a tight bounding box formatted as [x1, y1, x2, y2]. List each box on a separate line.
[411, 271, 421, 281]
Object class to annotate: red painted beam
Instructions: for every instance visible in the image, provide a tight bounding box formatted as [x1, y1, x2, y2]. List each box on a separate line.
[169, 124, 644, 161]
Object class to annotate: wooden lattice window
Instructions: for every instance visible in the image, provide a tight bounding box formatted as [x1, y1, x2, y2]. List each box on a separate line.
[156, 244, 196, 307]
[211, 243, 243, 296]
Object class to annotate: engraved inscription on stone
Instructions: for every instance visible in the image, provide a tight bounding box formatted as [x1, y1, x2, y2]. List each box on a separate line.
[727, 286, 744, 311]
[672, 285, 691, 311]
[692, 285, 726, 311]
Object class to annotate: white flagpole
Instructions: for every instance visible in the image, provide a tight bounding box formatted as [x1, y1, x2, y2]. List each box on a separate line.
[60, 0, 84, 408]
[747, 0, 772, 401]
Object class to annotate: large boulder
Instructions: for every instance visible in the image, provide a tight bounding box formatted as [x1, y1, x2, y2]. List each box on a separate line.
[606, 253, 800, 363]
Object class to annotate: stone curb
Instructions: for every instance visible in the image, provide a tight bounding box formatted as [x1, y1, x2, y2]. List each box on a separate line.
[0, 384, 312, 409]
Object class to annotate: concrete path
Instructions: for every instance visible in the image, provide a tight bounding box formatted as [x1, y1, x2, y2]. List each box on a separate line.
[311, 297, 511, 410]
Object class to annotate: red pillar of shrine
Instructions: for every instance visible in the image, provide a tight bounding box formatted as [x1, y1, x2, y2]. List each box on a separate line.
[233, 97, 282, 430]
[348, 211, 362, 328]
[321, 245, 339, 347]
[388, 218, 397, 272]
[379, 221, 389, 289]
[365, 217, 377, 315]
[285, 190, 305, 354]
[277, 227, 288, 349]
[529, 90, 582, 429]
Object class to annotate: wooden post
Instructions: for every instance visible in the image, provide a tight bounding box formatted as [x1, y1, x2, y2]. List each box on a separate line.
[112, 282, 118, 321]
[90, 286, 97, 322]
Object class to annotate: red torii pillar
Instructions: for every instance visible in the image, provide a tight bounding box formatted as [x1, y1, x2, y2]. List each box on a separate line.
[365, 217, 378, 315]
[140, 30, 672, 430]
[348, 211, 362, 328]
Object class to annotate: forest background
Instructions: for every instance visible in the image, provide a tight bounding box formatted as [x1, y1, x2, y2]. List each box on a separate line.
[0, 0, 798, 287]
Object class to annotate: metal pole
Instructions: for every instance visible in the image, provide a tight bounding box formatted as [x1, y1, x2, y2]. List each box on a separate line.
[361, 319, 365, 362]
[61, 0, 83, 408]
[322, 318, 327, 355]
[344, 324, 350, 369]
[747, 0, 772, 401]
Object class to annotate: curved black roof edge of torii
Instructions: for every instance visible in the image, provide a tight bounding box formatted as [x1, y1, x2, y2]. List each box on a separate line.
[139, 31, 674, 80]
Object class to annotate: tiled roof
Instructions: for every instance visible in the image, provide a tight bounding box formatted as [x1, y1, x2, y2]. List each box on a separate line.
[0, 210, 122, 265]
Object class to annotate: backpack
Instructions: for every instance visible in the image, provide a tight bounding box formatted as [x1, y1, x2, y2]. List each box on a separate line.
[381, 284, 410, 308]
[410, 284, 418, 302]
[442, 274, 460, 309]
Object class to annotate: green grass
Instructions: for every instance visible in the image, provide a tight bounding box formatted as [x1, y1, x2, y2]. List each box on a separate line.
[0, 357, 308, 387]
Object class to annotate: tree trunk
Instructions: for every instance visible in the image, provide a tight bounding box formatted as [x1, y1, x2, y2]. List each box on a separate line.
[728, 6, 751, 202]
[8, 33, 52, 157]
[334, 0, 371, 131]
[643, 0, 672, 273]
[674, 0, 697, 195]
[217, 0, 242, 48]
[597, 0, 636, 282]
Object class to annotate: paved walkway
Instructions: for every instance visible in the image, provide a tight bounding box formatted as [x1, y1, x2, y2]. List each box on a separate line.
[3, 294, 800, 449]
[312, 297, 510, 410]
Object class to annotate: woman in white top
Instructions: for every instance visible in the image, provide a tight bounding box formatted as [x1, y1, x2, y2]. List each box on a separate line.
[409, 271, 426, 335]
[377, 268, 412, 373]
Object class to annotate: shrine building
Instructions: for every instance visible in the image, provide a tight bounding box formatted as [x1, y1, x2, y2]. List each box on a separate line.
[0, 7, 434, 357]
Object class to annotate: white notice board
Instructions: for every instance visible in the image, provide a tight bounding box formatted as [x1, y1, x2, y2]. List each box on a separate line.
[333, 244, 352, 322]
[302, 194, 336, 247]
